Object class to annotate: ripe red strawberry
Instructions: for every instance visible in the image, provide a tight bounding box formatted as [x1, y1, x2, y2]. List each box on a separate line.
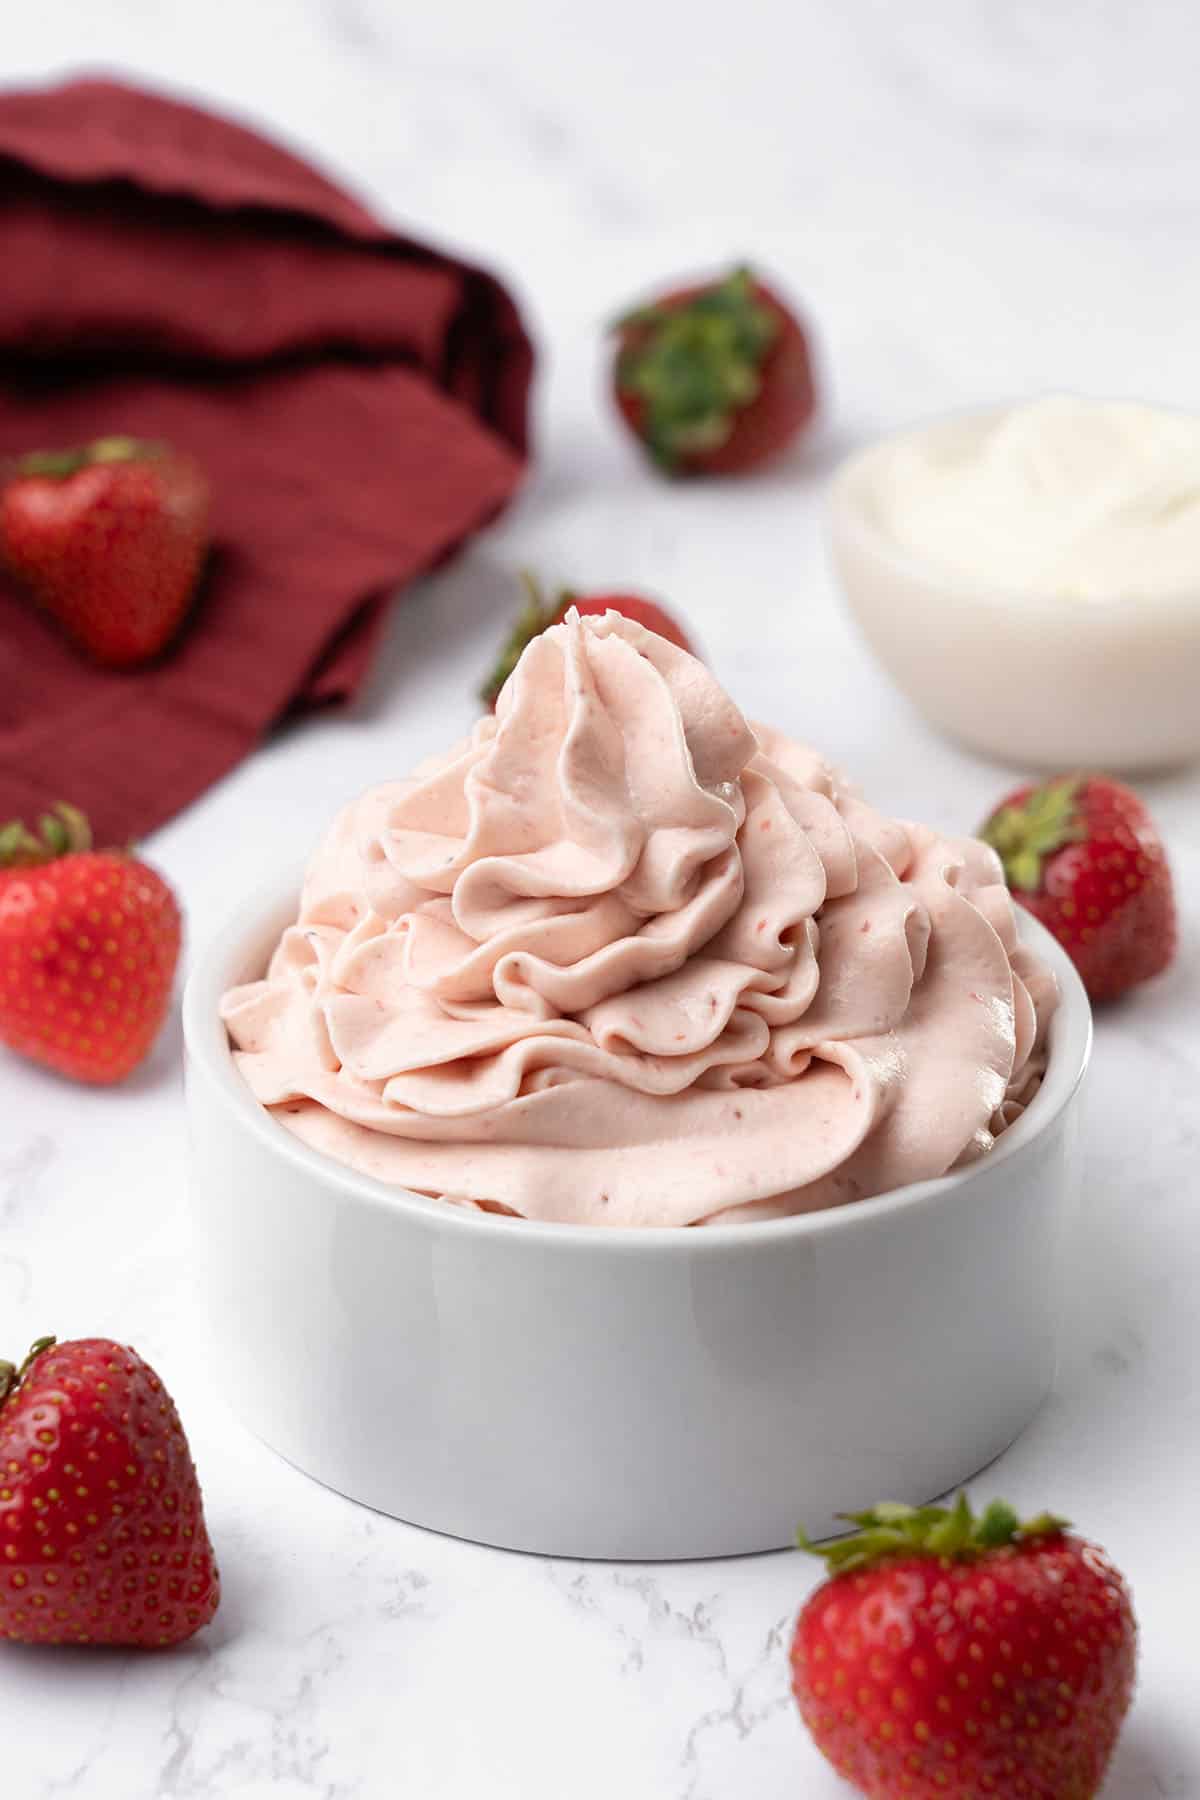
[0, 1336, 219, 1647]
[980, 775, 1175, 1003]
[0, 434, 210, 668]
[612, 264, 816, 474]
[481, 575, 696, 707]
[791, 1496, 1136, 1800]
[0, 803, 181, 1084]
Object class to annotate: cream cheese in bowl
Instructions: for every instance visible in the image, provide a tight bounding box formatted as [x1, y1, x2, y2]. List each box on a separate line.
[830, 396, 1200, 769]
[880, 395, 1200, 600]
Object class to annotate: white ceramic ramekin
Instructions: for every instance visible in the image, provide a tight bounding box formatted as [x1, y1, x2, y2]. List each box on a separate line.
[184, 885, 1091, 1561]
[829, 412, 1200, 771]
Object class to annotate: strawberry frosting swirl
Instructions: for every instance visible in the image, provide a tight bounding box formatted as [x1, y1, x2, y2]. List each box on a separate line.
[222, 611, 1057, 1226]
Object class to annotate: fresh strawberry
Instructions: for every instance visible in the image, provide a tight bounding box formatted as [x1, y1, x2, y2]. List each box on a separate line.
[0, 803, 181, 1084]
[791, 1496, 1136, 1800]
[0, 434, 210, 668]
[980, 774, 1175, 1003]
[0, 1336, 219, 1647]
[612, 264, 816, 474]
[481, 575, 696, 707]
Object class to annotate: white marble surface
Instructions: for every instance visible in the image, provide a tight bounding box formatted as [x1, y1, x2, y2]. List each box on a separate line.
[3, 3, 1200, 1794]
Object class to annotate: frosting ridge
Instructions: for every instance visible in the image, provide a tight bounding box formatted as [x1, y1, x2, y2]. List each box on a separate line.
[222, 611, 1056, 1226]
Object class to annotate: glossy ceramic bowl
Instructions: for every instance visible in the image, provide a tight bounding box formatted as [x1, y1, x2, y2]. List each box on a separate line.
[829, 411, 1200, 770]
[184, 884, 1091, 1560]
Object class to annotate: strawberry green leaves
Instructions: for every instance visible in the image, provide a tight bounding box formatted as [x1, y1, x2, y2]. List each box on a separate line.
[0, 803, 92, 868]
[798, 1494, 1070, 1575]
[980, 776, 1084, 892]
[614, 267, 779, 469]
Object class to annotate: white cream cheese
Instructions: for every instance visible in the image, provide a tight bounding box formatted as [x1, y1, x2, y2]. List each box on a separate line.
[874, 395, 1200, 599]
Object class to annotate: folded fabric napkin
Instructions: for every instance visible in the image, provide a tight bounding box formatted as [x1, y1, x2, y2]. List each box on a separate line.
[0, 78, 533, 842]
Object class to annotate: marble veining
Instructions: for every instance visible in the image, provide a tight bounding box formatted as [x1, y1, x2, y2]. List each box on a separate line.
[1, 1, 1199, 1795]
[0, 1134, 55, 1229]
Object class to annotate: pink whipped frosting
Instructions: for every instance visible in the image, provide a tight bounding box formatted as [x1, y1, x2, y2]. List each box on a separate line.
[222, 611, 1057, 1226]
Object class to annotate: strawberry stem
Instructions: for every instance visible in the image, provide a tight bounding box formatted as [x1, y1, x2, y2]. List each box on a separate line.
[0, 1336, 56, 1407]
[13, 436, 160, 481]
[0, 803, 92, 869]
[479, 572, 564, 706]
[798, 1495, 1070, 1575]
[980, 777, 1086, 893]
[88, 436, 147, 464]
[614, 266, 779, 469]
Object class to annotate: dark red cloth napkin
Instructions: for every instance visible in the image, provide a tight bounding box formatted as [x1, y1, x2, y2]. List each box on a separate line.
[0, 78, 533, 842]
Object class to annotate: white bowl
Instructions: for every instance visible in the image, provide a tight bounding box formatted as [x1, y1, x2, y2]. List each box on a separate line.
[829, 412, 1200, 771]
[183, 884, 1091, 1560]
